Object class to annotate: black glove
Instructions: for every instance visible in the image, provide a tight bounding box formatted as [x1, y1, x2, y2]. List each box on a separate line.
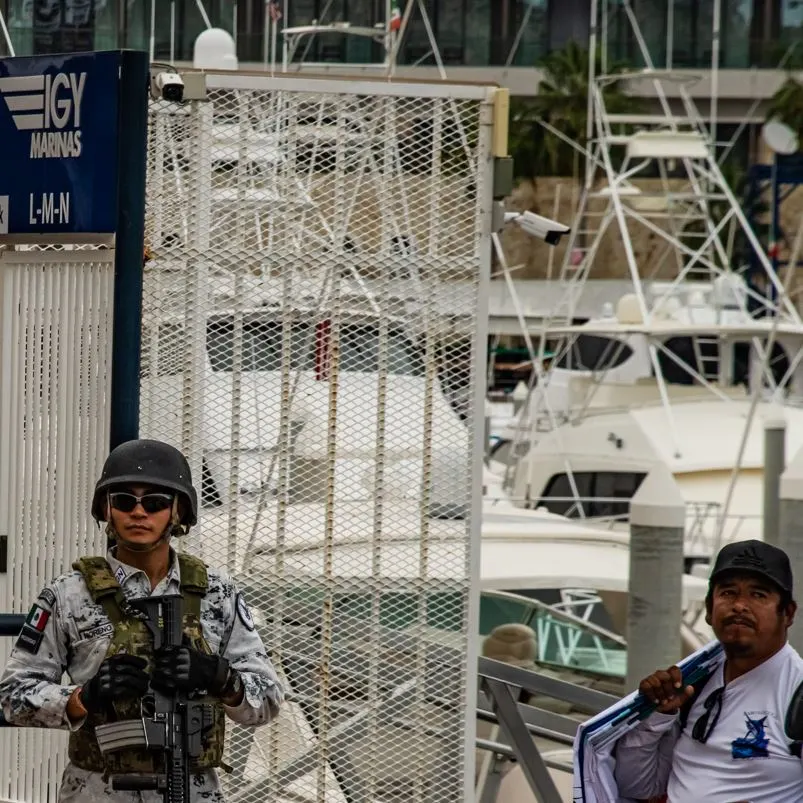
[151, 645, 230, 697]
[79, 654, 150, 713]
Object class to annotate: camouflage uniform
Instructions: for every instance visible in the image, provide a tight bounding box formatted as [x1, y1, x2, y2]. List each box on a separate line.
[0, 547, 283, 802]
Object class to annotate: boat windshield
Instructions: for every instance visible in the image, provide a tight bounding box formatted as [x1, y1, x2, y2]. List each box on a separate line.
[142, 320, 425, 376]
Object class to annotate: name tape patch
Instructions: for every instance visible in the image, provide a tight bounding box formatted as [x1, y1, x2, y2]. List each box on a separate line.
[15, 625, 44, 654]
[76, 622, 114, 643]
[236, 593, 255, 631]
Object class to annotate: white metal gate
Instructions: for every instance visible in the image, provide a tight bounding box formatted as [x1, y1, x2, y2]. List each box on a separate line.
[140, 73, 497, 802]
[0, 248, 115, 802]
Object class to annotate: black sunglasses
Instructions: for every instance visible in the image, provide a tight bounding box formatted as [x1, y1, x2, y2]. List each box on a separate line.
[692, 686, 725, 744]
[109, 492, 174, 514]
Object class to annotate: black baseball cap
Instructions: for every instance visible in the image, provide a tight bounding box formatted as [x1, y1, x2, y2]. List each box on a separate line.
[709, 539, 793, 595]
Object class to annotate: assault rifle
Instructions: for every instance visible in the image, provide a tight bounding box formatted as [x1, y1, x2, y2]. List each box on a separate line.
[106, 594, 215, 803]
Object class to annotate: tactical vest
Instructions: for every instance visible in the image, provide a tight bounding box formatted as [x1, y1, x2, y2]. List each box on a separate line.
[67, 554, 227, 777]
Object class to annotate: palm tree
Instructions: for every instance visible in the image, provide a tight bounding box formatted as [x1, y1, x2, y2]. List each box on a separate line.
[509, 41, 639, 181]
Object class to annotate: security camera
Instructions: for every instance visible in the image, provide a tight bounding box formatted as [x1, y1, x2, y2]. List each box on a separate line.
[150, 70, 185, 102]
[505, 211, 570, 246]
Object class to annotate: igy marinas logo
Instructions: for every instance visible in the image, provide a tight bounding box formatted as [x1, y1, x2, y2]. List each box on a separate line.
[0, 71, 86, 159]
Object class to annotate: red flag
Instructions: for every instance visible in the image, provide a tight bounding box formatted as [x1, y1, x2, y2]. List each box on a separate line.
[315, 319, 332, 381]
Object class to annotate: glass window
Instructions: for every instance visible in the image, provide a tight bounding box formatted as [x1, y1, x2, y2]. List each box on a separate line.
[6, 0, 117, 54]
[141, 323, 188, 377]
[630, 0, 752, 68]
[723, 0, 751, 67]
[207, 319, 315, 372]
[6, 0, 34, 54]
[168, 0, 215, 61]
[288, 0, 317, 24]
[672, 0, 701, 66]
[515, 0, 548, 65]
[94, 0, 117, 49]
[778, 0, 803, 66]
[480, 593, 531, 634]
[436, 0, 467, 64]
[285, 0, 377, 63]
[148, 0, 236, 59]
[486, 0, 546, 66]
[343, 0, 376, 61]
[207, 317, 425, 376]
[401, 0, 436, 64]
[339, 323, 425, 374]
[602, 0, 636, 64]
[656, 336, 789, 388]
[533, 608, 626, 676]
[633, 0, 668, 66]
[335, 591, 465, 632]
[657, 336, 718, 384]
[537, 471, 647, 518]
[123, 0, 149, 51]
[554, 334, 634, 371]
[464, 0, 490, 65]
[479, 592, 627, 678]
[537, 471, 593, 517]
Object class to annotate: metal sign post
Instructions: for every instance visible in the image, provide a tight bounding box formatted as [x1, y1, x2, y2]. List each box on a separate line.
[0, 49, 148, 799]
[0, 49, 148, 446]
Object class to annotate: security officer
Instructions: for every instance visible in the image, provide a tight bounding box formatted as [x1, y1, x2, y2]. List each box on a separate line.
[0, 439, 284, 802]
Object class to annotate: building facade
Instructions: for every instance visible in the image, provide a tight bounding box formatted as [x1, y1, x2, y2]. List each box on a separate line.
[1, 0, 801, 113]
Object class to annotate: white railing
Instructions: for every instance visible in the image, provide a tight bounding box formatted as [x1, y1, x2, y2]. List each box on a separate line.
[486, 493, 761, 559]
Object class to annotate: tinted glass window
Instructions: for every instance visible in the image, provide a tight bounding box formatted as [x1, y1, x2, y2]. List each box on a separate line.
[141, 324, 187, 377]
[554, 335, 633, 371]
[537, 471, 647, 518]
[207, 320, 315, 372]
[207, 318, 424, 376]
[656, 336, 716, 385]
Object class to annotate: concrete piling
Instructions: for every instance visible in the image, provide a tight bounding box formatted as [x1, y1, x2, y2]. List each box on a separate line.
[626, 463, 686, 691]
[779, 446, 803, 653]
[763, 411, 786, 547]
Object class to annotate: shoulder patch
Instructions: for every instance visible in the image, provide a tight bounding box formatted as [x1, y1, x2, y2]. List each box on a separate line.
[236, 594, 255, 631]
[15, 626, 44, 654]
[37, 587, 56, 610]
[15, 603, 51, 654]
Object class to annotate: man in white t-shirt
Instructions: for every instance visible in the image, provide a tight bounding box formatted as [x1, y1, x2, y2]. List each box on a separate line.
[613, 539, 803, 803]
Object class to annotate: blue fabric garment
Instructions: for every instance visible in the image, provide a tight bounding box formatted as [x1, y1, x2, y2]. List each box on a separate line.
[572, 641, 724, 803]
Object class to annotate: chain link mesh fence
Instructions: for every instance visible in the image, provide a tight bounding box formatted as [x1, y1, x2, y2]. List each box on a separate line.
[140, 73, 496, 803]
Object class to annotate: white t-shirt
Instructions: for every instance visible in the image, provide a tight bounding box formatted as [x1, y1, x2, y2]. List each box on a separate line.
[615, 643, 803, 803]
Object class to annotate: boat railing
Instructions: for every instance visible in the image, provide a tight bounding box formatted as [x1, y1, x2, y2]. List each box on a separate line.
[477, 655, 618, 803]
[494, 493, 761, 558]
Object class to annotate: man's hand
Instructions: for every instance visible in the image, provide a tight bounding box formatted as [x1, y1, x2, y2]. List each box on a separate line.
[639, 665, 696, 714]
[151, 645, 230, 697]
[79, 654, 150, 713]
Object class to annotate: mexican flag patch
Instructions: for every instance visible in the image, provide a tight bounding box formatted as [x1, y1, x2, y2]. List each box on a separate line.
[25, 605, 50, 632]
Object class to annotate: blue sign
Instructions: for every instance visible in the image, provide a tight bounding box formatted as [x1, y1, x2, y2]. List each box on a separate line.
[0, 51, 121, 235]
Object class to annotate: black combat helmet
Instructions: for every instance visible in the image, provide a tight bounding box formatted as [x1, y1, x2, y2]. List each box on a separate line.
[91, 439, 198, 526]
